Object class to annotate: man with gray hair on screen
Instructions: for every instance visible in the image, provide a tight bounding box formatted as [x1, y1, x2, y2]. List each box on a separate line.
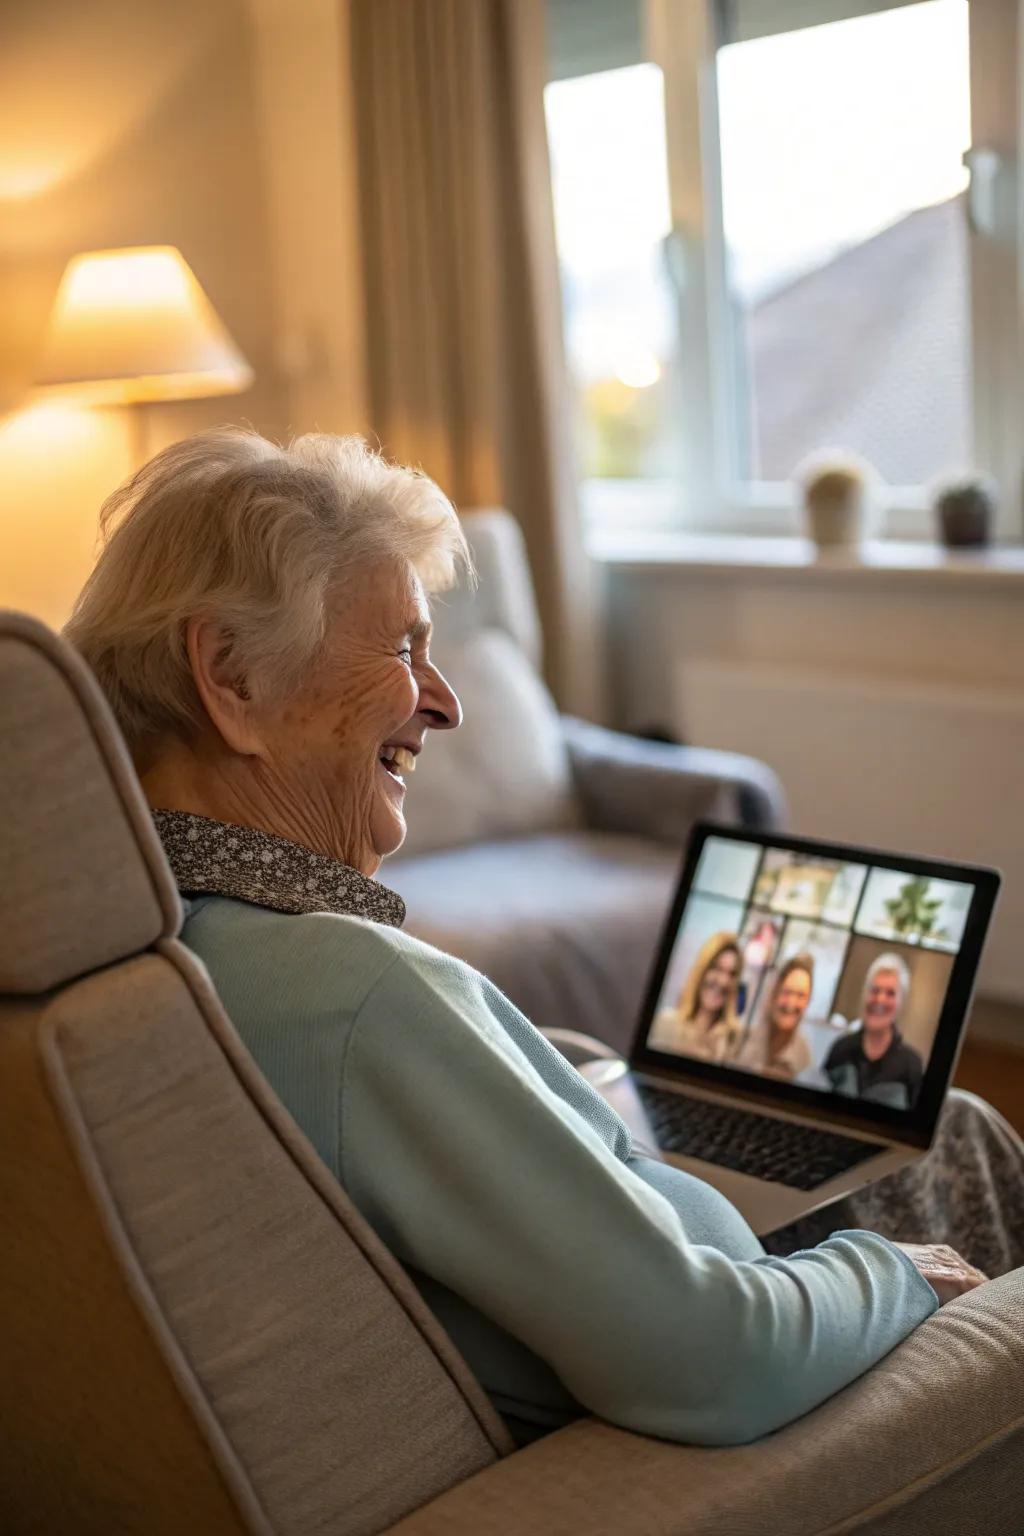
[825, 953, 924, 1110]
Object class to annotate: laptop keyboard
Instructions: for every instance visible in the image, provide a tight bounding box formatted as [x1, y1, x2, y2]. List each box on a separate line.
[637, 1083, 884, 1191]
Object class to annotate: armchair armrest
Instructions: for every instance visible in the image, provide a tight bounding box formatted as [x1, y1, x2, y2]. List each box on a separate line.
[391, 1266, 1024, 1536]
[561, 716, 786, 843]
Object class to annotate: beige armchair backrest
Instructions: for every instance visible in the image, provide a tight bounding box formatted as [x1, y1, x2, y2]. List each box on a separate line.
[0, 612, 510, 1535]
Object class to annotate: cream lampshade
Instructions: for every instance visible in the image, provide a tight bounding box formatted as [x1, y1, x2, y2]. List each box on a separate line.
[33, 245, 253, 405]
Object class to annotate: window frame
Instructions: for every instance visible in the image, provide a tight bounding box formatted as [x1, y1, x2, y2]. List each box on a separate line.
[568, 0, 1024, 544]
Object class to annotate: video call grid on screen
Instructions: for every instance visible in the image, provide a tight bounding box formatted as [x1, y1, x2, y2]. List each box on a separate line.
[640, 833, 980, 1119]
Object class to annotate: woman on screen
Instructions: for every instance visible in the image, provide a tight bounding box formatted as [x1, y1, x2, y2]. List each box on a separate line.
[649, 932, 743, 1063]
[733, 953, 816, 1081]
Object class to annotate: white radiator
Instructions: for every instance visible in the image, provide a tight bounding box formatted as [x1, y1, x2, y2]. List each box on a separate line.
[677, 659, 1024, 1003]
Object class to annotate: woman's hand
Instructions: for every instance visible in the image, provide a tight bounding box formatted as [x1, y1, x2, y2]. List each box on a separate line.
[892, 1242, 988, 1304]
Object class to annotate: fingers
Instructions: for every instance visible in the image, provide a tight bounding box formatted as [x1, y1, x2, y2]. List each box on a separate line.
[921, 1244, 988, 1285]
[892, 1241, 989, 1304]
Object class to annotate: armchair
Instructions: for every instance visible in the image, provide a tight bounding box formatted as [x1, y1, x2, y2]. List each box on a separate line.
[387, 511, 785, 1054]
[4, 610, 1022, 1536]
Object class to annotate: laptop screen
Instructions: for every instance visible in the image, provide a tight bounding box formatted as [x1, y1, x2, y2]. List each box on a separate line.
[635, 826, 1000, 1139]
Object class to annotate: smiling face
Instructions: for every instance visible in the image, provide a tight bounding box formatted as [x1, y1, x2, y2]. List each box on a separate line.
[863, 968, 903, 1035]
[698, 948, 741, 1020]
[254, 558, 460, 875]
[770, 968, 812, 1033]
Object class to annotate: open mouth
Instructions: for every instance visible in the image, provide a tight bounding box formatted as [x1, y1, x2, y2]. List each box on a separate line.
[379, 744, 417, 785]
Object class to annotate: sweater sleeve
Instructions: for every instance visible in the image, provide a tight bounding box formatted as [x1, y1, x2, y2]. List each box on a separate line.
[338, 943, 937, 1447]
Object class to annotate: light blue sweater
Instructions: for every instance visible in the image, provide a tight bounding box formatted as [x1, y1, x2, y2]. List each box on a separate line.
[180, 894, 937, 1445]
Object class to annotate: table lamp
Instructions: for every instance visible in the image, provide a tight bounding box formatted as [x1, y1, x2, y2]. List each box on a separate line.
[32, 245, 253, 411]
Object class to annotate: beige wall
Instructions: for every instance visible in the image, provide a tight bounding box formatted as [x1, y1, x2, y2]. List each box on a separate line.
[247, 0, 369, 438]
[0, 0, 292, 626]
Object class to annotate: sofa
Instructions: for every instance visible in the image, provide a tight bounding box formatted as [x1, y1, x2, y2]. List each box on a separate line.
[387, 511, 785, 1054]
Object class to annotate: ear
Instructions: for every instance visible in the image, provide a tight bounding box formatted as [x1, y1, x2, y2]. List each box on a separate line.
[185, 618, 266, 757]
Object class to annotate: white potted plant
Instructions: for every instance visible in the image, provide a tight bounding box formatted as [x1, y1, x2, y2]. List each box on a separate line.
[794, 449, 879, 550]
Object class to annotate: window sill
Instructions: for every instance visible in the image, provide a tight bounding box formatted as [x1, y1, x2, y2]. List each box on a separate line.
[588, 531, 1024, 587]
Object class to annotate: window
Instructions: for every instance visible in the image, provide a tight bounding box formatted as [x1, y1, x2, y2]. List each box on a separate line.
[545, 64, 680, 481]
[718, 3, 971, 485]
[545, 0, 1023, 541]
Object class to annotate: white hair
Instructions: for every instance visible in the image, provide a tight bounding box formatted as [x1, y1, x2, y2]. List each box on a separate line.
[861, 952, 911, 1016]
[64, 427, 471, 752]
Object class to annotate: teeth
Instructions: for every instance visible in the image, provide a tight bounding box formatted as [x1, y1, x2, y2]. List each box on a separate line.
[392, 746, 416, 774]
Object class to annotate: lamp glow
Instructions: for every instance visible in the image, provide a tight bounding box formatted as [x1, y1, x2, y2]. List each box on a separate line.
[32, 245, 254, 405]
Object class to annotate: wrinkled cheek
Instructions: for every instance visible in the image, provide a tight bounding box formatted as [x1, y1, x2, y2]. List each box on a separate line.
[343, 758, 380, 861]
[329, 696, 384, 864]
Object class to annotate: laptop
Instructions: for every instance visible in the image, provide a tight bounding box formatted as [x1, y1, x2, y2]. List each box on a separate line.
[582, 823, 1001, 1236]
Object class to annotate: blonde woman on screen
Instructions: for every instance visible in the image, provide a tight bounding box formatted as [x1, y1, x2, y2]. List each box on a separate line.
[649, 932, 743, 1063]
[733, 953, 815, 1081]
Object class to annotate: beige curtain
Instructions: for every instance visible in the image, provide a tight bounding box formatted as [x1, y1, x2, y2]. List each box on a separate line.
[348, 0, 601, 714]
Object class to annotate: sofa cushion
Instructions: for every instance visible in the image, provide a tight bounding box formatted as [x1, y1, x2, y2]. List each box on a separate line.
[387, 831, 680, 1055]
[430, 510, 543, 668]
[396, 629, 579, 860]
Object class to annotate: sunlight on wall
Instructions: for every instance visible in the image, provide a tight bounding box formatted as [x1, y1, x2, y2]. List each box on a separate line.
[0, 404, 131, 628]
[0, 0, 291, 631]
[0, 1, 215, 229]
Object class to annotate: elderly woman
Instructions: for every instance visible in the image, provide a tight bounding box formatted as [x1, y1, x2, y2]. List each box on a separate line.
[66, 428, 1019, 1449]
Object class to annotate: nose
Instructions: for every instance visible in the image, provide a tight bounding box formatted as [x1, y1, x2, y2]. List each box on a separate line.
[418, 660, 462, 731]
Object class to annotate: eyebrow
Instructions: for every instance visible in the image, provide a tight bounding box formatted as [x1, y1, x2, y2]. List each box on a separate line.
[404, 613, 432, 643]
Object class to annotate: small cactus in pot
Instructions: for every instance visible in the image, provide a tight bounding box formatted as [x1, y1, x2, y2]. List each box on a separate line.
[931, 472, 997, 548]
